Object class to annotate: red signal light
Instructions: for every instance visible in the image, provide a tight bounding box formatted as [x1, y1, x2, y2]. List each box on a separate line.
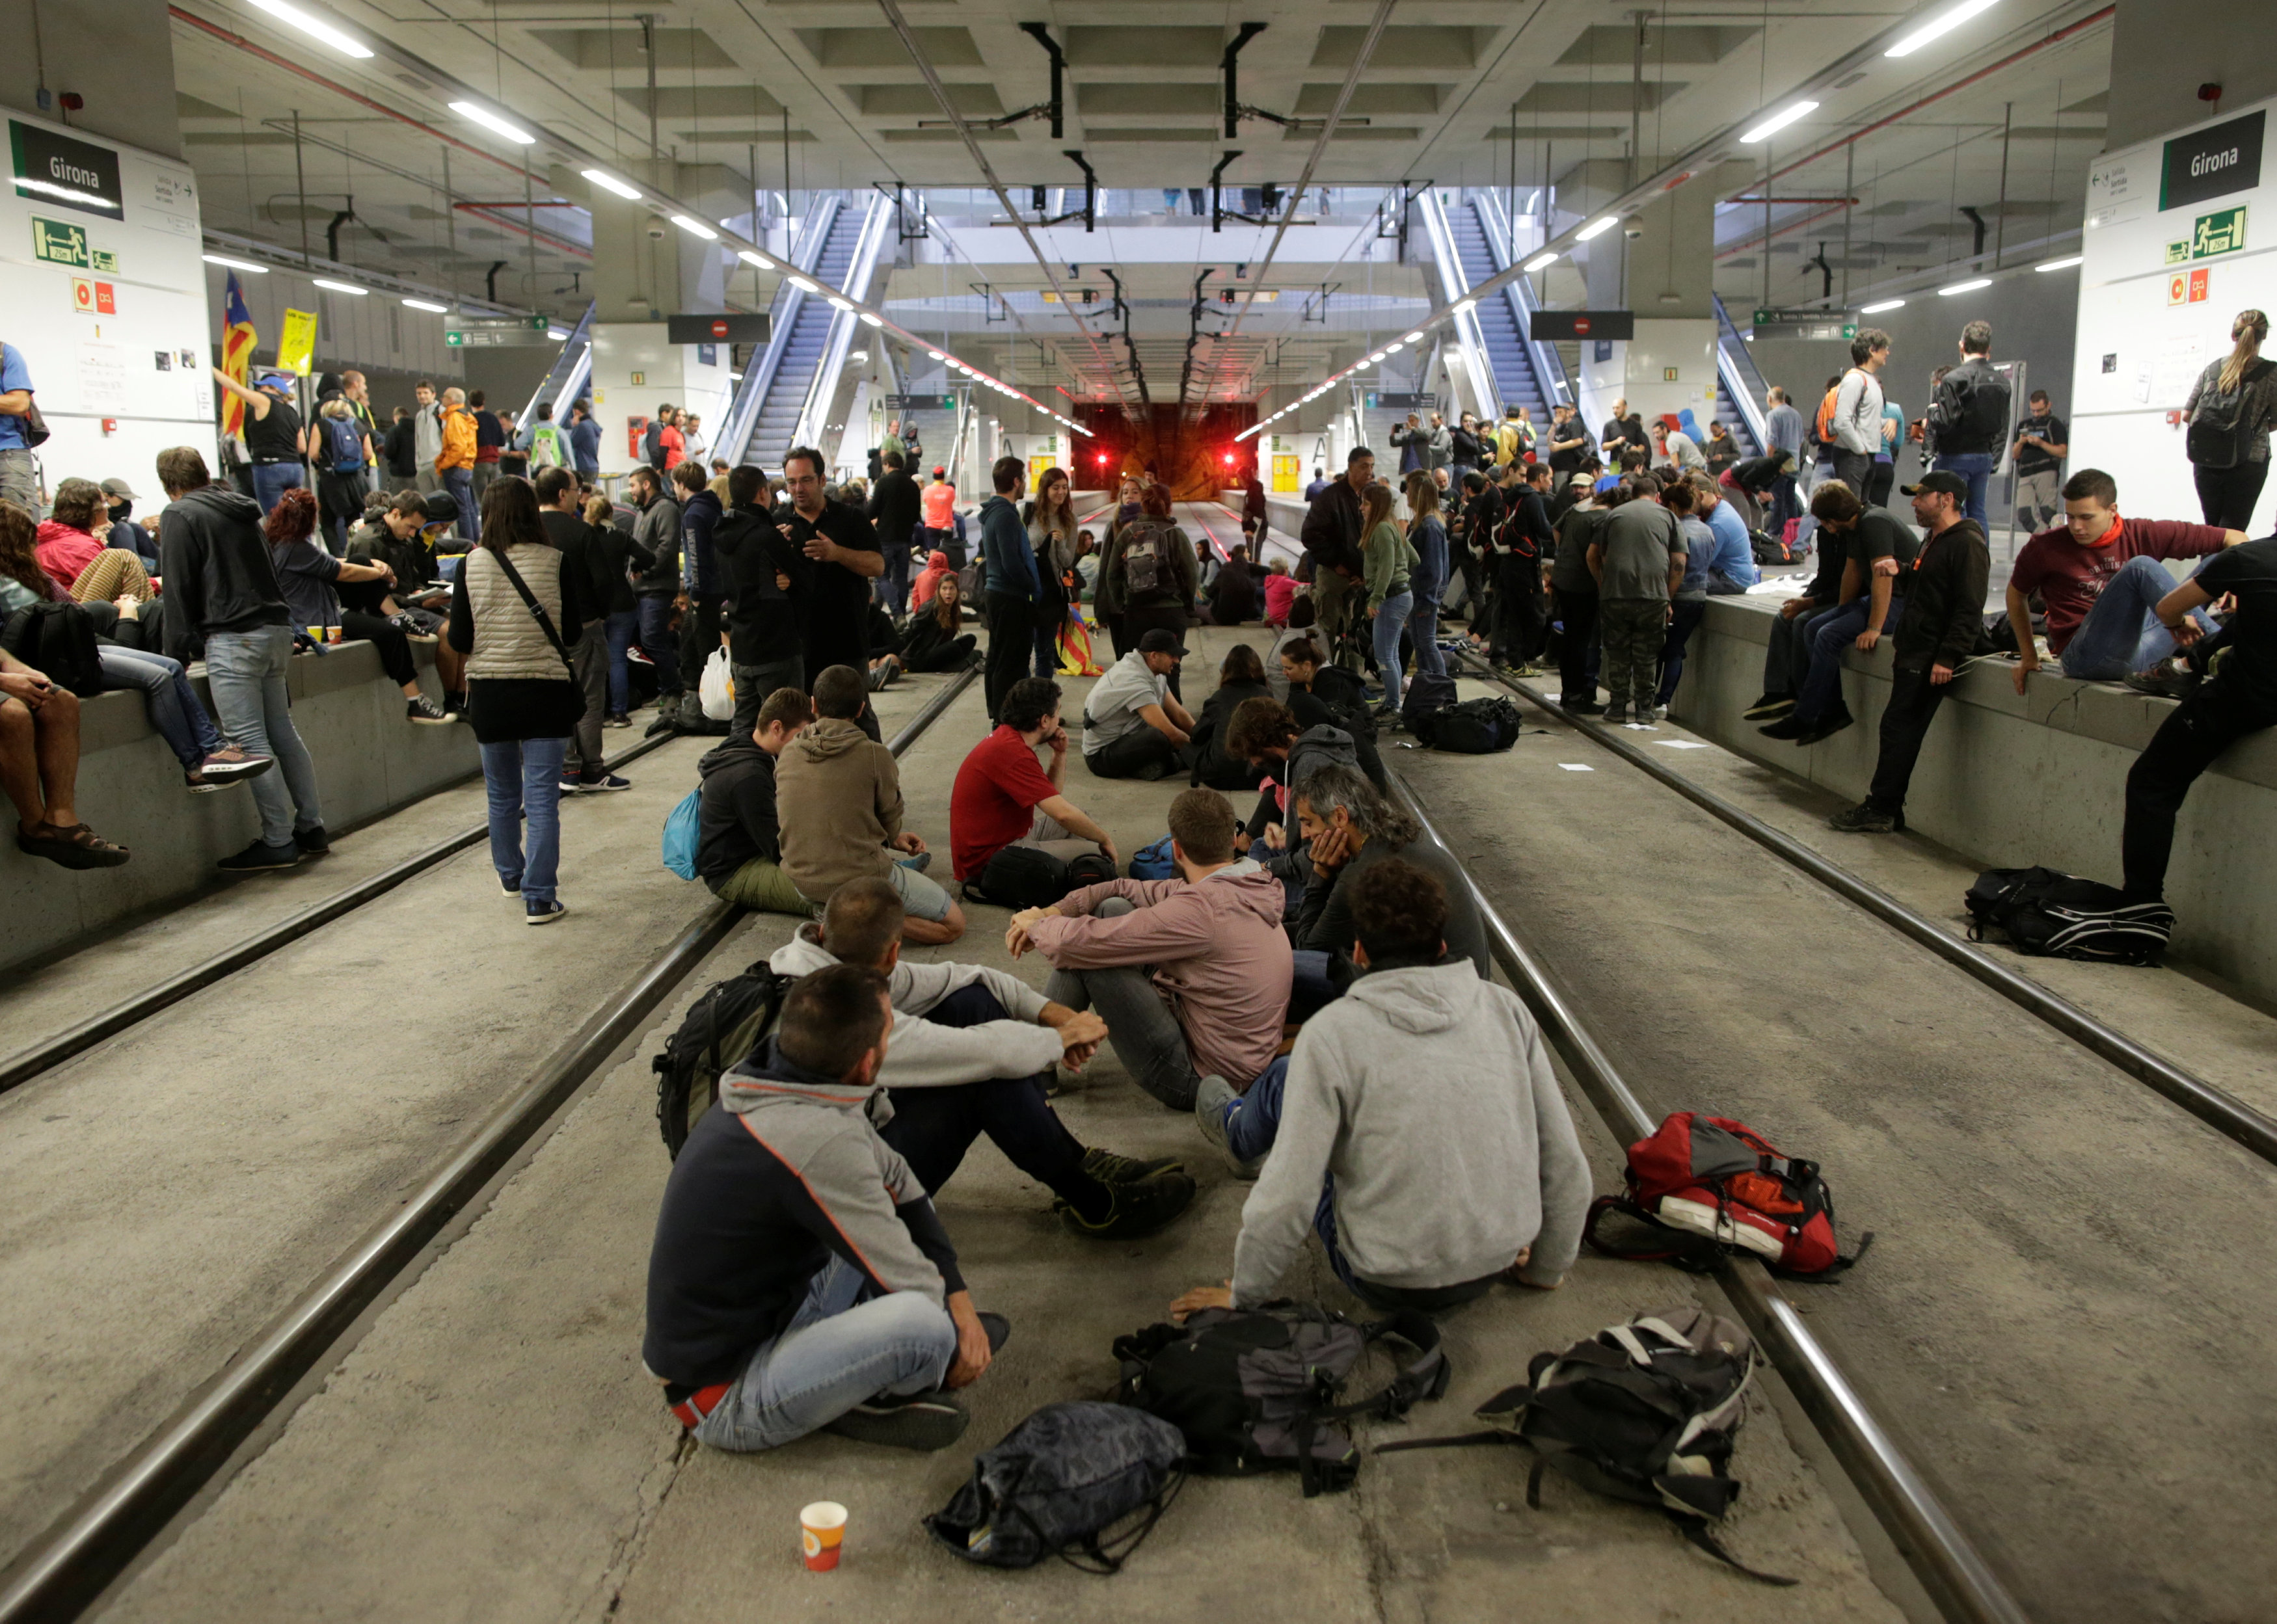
[1224, 452, 1235, 466]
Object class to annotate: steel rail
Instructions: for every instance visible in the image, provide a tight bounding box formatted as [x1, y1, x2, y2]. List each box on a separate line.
[0, 666, 980, 1623]
[1392, 770, 2035, 1624]
[1449, 651, 2277, 1168]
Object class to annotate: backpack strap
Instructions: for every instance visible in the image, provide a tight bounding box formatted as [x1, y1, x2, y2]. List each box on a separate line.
[1677, 1520, 1799, 1587]
[1319, 1309, 1451, 1425]
[486, 546, 580, 682]
[1582, 1193, 1721, 1271]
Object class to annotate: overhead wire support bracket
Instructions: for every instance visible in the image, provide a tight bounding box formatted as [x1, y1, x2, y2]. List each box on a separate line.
[1040, 150, 1096, 231]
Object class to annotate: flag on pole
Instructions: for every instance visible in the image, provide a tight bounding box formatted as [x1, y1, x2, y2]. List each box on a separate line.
[221, 273, 257, 438]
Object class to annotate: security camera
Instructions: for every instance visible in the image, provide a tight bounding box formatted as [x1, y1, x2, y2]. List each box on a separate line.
[1623, 224, 1644, 239]
[646, 222, 666, 240]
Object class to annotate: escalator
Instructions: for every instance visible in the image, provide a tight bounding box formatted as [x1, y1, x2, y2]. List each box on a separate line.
[1443, 197, 1553, 426]
[1711, 295, 1770, 459]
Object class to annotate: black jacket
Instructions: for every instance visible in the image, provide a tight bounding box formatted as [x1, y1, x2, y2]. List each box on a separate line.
[383, 417, 418, 477]
[630, 494, 682, 596]
[1926, 356, 2012, 457]
[1891, 519, 1991, 674]
[712, 506, 812, 669]
[157, 483, 290, 663]
[1210, 555, 1260, 624]
[696, 732, 784, 883]
[1295, 835, 1490, 978]
[867, 467, 922, 548]
[1298, 477, 1366, 577]
[1187, 675, 1274, 789]
[539, 507, 612, 622]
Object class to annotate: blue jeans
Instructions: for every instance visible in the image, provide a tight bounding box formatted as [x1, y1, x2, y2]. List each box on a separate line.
[1656, 598, 1708, 708]
[1792, 593, 1902, 723]
[250, 462, 304, 517]
[1409, 597, 1447, 678]
[1288, 948, 1340, 1021]
[480, 736, 568, 901]
[98, 645, 224, 767]
[604, 608, 641, 713]
[636, 595, 682, 694]
[1033, 616, 1060, 679]
[1937, 451, 1994, 524]
[1371, 588, 1414, 708]
[690, 1256, 956, 1453]
[1223, 1054, 1290, 1164]
[442, 466, 478, 539]
[877, 540, 912, 618]
[204, 626, 324, 845]
[2056, 555, 2215, 680]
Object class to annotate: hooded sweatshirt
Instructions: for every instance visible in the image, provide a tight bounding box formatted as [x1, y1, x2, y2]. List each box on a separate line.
[157, 483, 290, 663]
[1028, 861, 1293, 1084]
[33, 521, 103, 589]
[695, 733, 785, 884]
[1232, 961, 1591, 1305]
[774, 715, 904, 899]
[911, 548, 952, 609]
[643, 1039, 962, 1392]
[770, 922, 1063, 1088]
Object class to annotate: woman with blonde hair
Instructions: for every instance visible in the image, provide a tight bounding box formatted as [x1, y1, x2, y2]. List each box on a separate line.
[1024, 464, 1078, 677]
[2185, 308, 2277, 527]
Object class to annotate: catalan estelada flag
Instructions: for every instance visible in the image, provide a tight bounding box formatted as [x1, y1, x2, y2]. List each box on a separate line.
[221, 273, 256, 437]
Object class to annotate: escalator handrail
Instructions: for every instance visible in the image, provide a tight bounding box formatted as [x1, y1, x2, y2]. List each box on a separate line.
[1470, 189, 1572, 406]
[792, 193, 898, 460]
[514, 301, 595, 439]
[1412, 190, 1497, 423]
[717, 196, 845, 466]
[1711, 295, 1774, 456]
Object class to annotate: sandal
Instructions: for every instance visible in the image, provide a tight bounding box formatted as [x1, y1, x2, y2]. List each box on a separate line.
[16, 821, 131, 870]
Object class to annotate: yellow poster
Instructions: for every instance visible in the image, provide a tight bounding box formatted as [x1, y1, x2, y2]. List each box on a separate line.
[277, 308, 319, 377]
[1028, 439, 1058, 488]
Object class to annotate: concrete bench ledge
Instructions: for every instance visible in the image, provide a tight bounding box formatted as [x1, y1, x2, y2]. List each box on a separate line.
[2, 640, 479, 971]
[1672, 595, 2276, 1002]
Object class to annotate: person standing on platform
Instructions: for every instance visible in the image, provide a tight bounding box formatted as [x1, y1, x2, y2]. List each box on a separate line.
[780, 447, 885, 721]
[867, 449, 922, 620]
[978, 455, 1034, 721]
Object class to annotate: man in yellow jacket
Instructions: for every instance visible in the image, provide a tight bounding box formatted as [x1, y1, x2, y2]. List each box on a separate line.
[437, 386, 479, 540]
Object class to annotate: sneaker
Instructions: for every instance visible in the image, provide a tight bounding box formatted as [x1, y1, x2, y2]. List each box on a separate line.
[1602, 707, 1630, 725]
[219, 838, 301, 873]
[1564, 699, 1606, 715]
[1194, 1074, 1263, 1180]
[1081, 1147, 1186, 1185]
[1056, 1168, 1198, 1240]
[1638, 707, 1664, 724]
[293, 825, 330, 855]
[558, 775, 588, 795]
[196, 746, 273, 784]
[578, 774, 632, 793]
[500, 877, 522, 896]
[603, 712, 632, 728]
[1758, 714, 1811, 739]
[2124, 658, 2198, 700]
[822, 1389, 969, 1452]
[1793, 707, 1855, 747]
[184, 768, 223, 793]
[1827, 803, 1902, 834]
[1742, 694, 1796, 721]
[407, 695, 454, 725]
[526, 898, 568, 925]
[444, 691, 468, 717]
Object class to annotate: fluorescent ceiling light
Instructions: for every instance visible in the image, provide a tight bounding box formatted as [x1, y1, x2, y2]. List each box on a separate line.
[1355, 358, 1373, 369]
[670, 215, 718, 240]
[738, 249, 774, 270]
[859, 312, 883, 327]
[1859, 297, 1906, 313]
[1937, 278, 1991, 296]
[548, 328, 570, 341]
[1453, 298, 1475, 314]
[828, 295, 854, 312]
[1739, 101, 1819, 144]
[580, 168, 641, 201]
[849, 349, 869, 362]
[1523, 252, 1559, 273]
[449, 101, 534, 145]
[1574, 217, 1618, 242]
[789, 275, 818, 293]
[312, 277, 368, 296]
[1368, 351, 1386, 364]
[244, 0, 372, 57]
[1403, 330, 1425, 343]
[2035, 255, 2083, 273]
[927, 349, 945, 360]
[730, 371, 743, 382]
[401, 298, 448, 313]
[1383, 341, 1403, 354]
[203, 254, 268, 274]
[1885, 0, 2001, 57]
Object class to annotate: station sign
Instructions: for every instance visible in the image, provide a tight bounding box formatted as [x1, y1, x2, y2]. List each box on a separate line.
[2166, 205, 2247, 263]
[1529, 309, 1636, 341]
[447, 315, 553, 349]
[1753, 308, 1856, 340]
[886, 393, 956, 410]
[666, 312, 771, 345]
[1367, 392, 1436, 410]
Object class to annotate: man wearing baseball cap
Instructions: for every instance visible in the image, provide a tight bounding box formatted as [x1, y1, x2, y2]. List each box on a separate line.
[99, 477, 158, 571]
[1827, 470, 1990, 833]
[1081, 626, 1194, 780]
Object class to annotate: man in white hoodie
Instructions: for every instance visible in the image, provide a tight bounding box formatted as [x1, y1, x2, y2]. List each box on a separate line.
[772, 877, 1199, 1240]
[1178, 857, 1591, 1316]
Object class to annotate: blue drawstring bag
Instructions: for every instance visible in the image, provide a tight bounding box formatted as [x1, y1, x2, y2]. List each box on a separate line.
[1128, 835, 1176, 880]
[662, 787, 702, 880]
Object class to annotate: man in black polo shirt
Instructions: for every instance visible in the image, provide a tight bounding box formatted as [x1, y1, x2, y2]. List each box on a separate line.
[779, 446, 885, 713]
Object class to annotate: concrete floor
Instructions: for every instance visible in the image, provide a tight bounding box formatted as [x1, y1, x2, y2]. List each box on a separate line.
[79, 618, 1906, 1623]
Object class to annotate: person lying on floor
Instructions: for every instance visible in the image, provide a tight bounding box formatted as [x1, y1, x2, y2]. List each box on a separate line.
[1005, 786, 1291, 1113]
[642, 964, 1003, 1455]
[770, 876, 1197, 1240]
[1179, 857, 1590, 1315]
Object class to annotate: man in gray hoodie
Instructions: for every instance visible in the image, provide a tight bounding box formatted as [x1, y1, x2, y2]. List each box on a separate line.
[1180, 857, 1591, 1316]
[772, 877, 1198, 1240]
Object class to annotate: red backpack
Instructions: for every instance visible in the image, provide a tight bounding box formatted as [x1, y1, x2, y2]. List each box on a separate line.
[1585, 1113, 1867, 1277]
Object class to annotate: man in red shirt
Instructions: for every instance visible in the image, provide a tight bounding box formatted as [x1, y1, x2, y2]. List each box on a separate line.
[950, 676, 1116, 901]
[2006, 468, 2245, 687]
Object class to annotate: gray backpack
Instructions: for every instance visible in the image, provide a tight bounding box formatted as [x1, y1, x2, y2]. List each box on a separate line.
[925, 1401, 1187, 1572]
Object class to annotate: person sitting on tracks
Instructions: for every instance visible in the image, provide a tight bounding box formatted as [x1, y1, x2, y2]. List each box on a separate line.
[1006, 787, 1291, 1113]
[772, 877, 1198, 1240]
[1185, 644, 1276, 791]
[1274, 635, 1387, 781]
[643, 963, 1003, 1454]
[775, 663, 965, 942]
[1222, 696, 1367, 873]
[695, 686, 817, 916]
[950, 676, 1118, 901]
[1081, 628, 1195, 782]
[1178, 857, 1591, 1310]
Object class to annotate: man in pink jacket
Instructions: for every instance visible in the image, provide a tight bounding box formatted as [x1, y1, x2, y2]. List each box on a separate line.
[1006, 786, 1291, 1110]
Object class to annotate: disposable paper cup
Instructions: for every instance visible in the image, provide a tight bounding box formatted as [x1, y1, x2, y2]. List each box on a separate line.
[799, 1500, 847, 1572]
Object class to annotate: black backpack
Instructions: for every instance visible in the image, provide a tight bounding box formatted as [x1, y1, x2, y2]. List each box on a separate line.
[1308, 664, 1376, 740]
[1963, 866, 2174, 965]
[967, 844, 1115, 911]
[925, 1401, 1187, 1573]
[2186, 359, 2274, 471]
[1379, 1307, 1794, 1585]
[1114, 1303, 1448, 1497]
[651, 963, 793, 1156]
[1, 602, 107, 697]
[1422, 695, 1521, 753]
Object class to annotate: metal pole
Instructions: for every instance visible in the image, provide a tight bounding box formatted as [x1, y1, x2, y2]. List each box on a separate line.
[1995, 101, 2012, 269]
[292, 109, 309, 267]
[1842, 142, 1854, 308]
